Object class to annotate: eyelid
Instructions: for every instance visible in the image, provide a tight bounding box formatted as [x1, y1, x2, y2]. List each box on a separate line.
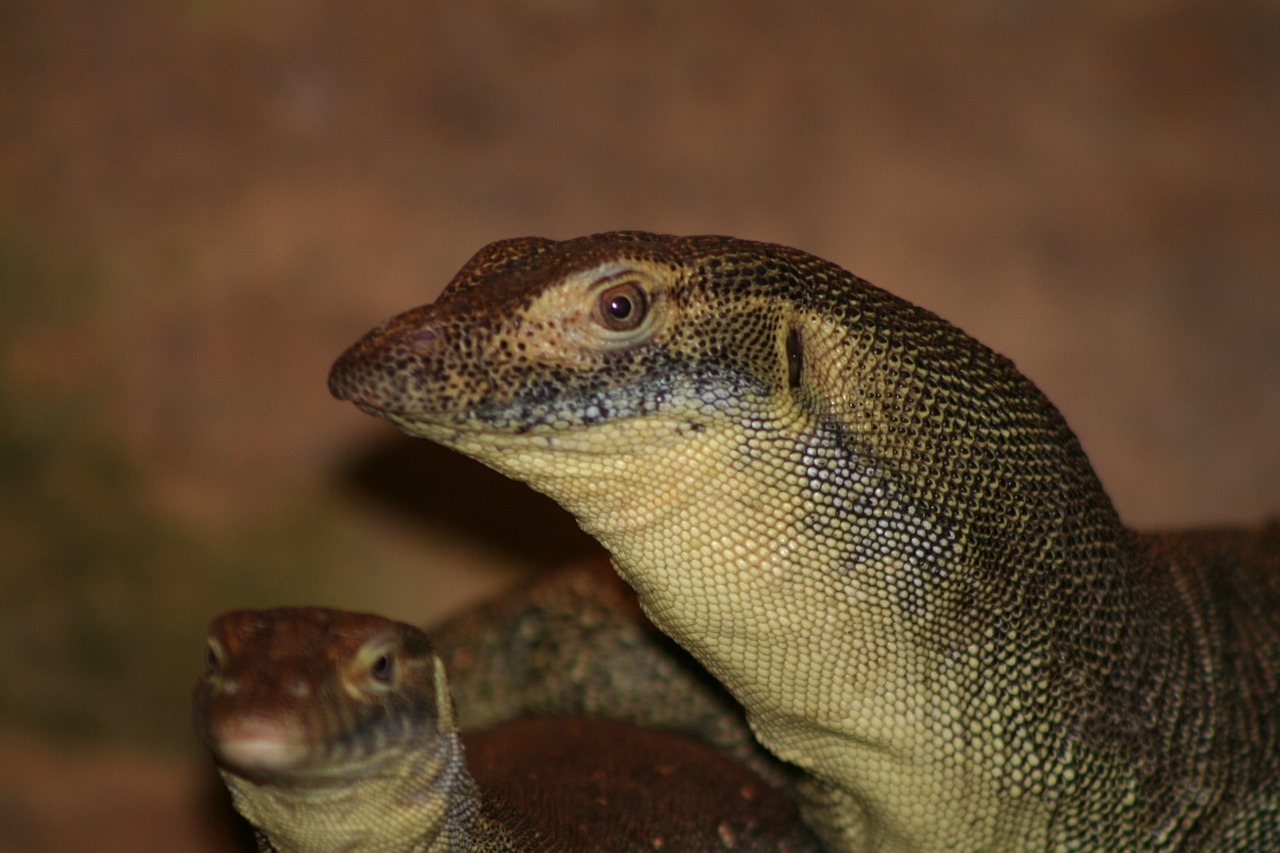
[205, 637, 223, 671]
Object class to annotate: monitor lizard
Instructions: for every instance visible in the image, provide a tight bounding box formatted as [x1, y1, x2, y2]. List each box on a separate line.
[194, 606, 821, 852]
[328, 232, 1280, 851]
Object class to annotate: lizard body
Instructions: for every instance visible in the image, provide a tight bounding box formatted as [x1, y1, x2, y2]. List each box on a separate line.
[329, 232, 1280, 851]
[194, 606, 820, 852]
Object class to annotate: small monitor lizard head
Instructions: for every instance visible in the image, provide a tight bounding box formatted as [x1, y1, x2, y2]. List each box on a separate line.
[194, 607, 454, 785]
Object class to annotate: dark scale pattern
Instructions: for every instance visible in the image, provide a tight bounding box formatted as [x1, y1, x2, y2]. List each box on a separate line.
[331, 232, 1280, 851]
[194, 606, 820, 852]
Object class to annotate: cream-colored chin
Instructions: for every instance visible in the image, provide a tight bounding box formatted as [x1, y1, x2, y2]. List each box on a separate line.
[214, 715, 310, 773]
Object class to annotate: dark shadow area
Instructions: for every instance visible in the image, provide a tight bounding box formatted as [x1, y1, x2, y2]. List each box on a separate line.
[336, 432, 603, 569]
[196, 765, 259, 853]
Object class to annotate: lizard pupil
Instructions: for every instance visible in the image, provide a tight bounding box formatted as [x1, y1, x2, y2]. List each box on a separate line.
[371, 653, 394, 683]
[608, 296, 633, 320]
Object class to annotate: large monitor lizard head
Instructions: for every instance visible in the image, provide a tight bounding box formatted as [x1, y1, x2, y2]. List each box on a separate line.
[329, 233, 1140, 849]
[329, 232, 1116, 620]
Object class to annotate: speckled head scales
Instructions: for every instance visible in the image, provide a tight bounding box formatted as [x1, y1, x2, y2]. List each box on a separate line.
[329, 231, 1111, 554]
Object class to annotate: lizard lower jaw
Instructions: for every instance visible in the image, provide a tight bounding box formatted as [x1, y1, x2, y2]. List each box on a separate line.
[355, 402, 395, 418]
[211, 715, 311, 776]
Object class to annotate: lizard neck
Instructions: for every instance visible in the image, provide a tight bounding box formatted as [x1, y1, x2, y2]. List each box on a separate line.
[222, 731, 480, 853]
[469, 404, 1186, 851]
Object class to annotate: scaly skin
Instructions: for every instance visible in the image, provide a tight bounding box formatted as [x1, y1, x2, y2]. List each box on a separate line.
[194, 606, 820, 852]
[329, 232, 1280, 851]
[433, 556, 799, 788]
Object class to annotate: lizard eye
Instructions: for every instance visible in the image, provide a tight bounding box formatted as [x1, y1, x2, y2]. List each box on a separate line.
[592, 281, 648, 332]
[370, 652, 395, 684]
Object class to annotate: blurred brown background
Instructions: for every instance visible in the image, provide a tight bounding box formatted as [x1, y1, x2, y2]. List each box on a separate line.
[1, 1, 1277, 849]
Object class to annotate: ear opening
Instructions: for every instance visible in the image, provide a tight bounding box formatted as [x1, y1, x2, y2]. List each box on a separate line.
[785, 325, 803, 390]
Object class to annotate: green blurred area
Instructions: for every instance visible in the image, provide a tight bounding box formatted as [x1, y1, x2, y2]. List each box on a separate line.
[0, 365, 332, 750]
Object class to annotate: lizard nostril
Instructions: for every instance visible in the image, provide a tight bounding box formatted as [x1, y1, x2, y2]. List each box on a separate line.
[409, 327, 439, 351]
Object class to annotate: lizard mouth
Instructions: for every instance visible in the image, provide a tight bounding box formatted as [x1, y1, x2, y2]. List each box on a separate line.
[210, 714, 311, 777]
[328, 339, 456, 421]
[355, 401, 395, 418]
